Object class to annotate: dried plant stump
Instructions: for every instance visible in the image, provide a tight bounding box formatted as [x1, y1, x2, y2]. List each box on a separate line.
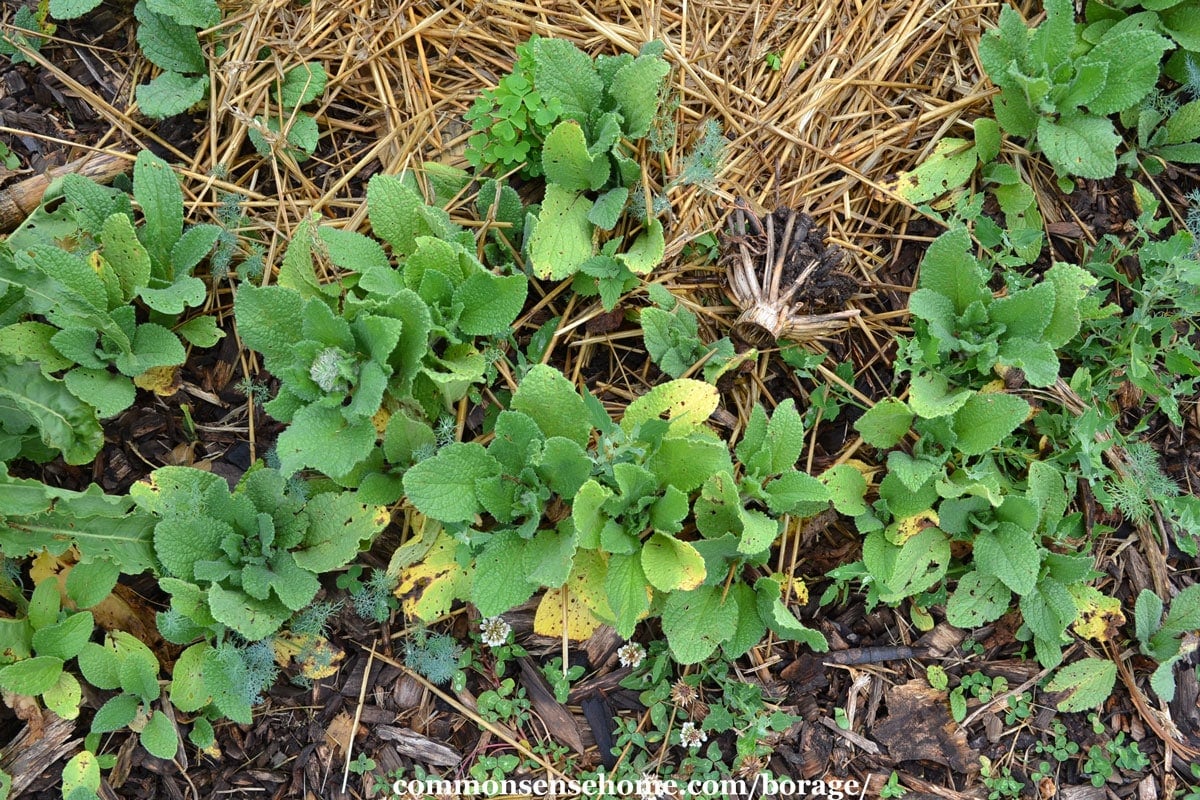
[722, 202, 860, 347]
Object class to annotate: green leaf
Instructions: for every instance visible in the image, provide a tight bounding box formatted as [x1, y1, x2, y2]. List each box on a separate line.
[974, 522, 1040, 595]
[908, 372, 972, 419]
[140, 709, 179, 760]
[621, 378, 718, 436]
[274, 403, 376, 479]
[821, 464, 868, 516]
[455, 272, 527, 336]
[661, 585, 739, 664]
[115, 323, 186, 375]
[608, 54, 670, 138]
[135, 1, 205, 73]
[145, 0, 219, 26]
[0, 656, 63, 696]
[366, 174, 448, 258]
[92, 692, 140, 733]
[77, 642, 121, 690]
[647, 435, 732, 493]
[996, 337, 1060, 387]
[531, 38, 602, 125]
[136, 72, 209, 119]
[294, 492, 387, 572]
[604, 553, 651, 638]
[234, 285, 304, 366]
[522, 525, 577, 588]
[528, 184, 594, 279]
[207, 584, 289, 640]
[763, 471, 831, 515]
[542, 121, 610, 191]
[62, 752, 101, 799]
[0, 322, 74, 373]
[722, 582, 768, 659]
[951, 392, 1030, 455]
[64, 368, 135, 418]
[1158, 584, 1200, 640]
[100, 213, 152, 302]
[1046, 658, 1117, 712]
[616, 218, 665, 275]
[471, 531, 538, 616]
[133, 150, 185, 271]
[754, 575, 828, 650]
[66, 559, 120, 608]
[167, 644, 212, 712]
[43, 674, 83, 719]
[946, 570, 1011, 628]
[854, 398, 913, 448]
[974, 118, 1001, 163]
[588, 187, 629, 231]
[402, 442, 501, 523]
[918, 228, 989, 313]
[31, 612, 94, 660]
[886, 451, 944, 493]
[49, 0, 103, 18]
[1043, 261, 1095, 348]
[641, 533, 706, 592]
[511, 364, 592, 446]
[175, 315, 223, 348]
[1079, 30, 1171, 115]
[278, 63, 327, 108]
[887, 137, 977, 203]
[990, 282, 1054, 340]
[0, 362, 104, 464]
[1037, 115, 1119, 179]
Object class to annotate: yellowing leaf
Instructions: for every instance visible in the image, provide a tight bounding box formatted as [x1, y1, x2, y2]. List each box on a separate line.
[1070, 585, 1125, 643]
[371, 407, 391, 436]
[620, 379, 718, 435]
[881, 138, 977, 204]
[272, 631, 343, 680]
[533, 551, 611, 640]
[133, 365, 181, 396]
[396, 532, 470, 621]
[887, 509, 940, 545]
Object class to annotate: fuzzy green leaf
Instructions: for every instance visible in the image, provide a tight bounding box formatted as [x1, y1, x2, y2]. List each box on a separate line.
[510, 364, 592, 446]
[821, 464, 868, 516]
[997, 337, 1060, 387]
[278, 63, 327, 108]
[454, 272, 527, 336]
[641, 533, 706, 592]
[660, 584, 739, 664]
[588, 187, 629, 231]
[604, 554, 651, 638]
[135, 1, 205, 73]
[367, 175, 437, 258]
[621, 378, 718, 436]
[888, 137, 977, 203]
[31, 611, 94, 660]
[0, 362, 104, 464]
[648, 435, 733, 493]
[854, 398, 913, 448]
[946, 570, 1011, 628]
[1037, 115, 1119, 178]
[49, 0, 103, 18]
[0, 656, 63, 696]
[990, 282, 1054, 341]
[402, 442, 501, 523]
[294, 492, 387, 573]
[609, 54, 670, 138]
[274, 402, 376, 479]
[542, 121, 610, 191]
[175, 315, 223, 348]
[136, 71, 209, 119]
[1046, 658, 1117, 712]
[974, 522, 1040, 595]
[616, 218, 665, 275]
[918, 228, 989, 313]
[1079, 29, 1171, 115]
[1042, 261, 1094, 348]
[207, 584, 290, 640]
[100, 213, 152, 302]
[0, 322, 74, 373]
[113, 323, 186, 375]
[234, 285, 303, 366]
[92, 692, 140, 733]
[65, 560, 120, 608]
[140, 710, 179, 760]
[531, 38, 602, 125]
[528, 184, 594, 279]
[133, 150, 185, 272]
[908, 372, 972, 419]
[951, 392, 1030, 455]
[471, 531, 538, 616]
[755, 576, 828, 650]
[63, 368, 135, 418]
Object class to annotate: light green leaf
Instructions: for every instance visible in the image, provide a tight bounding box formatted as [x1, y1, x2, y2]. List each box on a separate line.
[608, 54, 670, 139]
[918, 228, 989, 313]
[135, 1, 205, 73]
[207, 584, 289, 640]
[511, 364, 592, 446]
[997, 337, 1060, 387]
[145, 0, 219, 27]
[1042, 261, 1095, 348]
[278, 63, 327, 108]
[528, 184, 594, 280]
[274, 403, 376, 479]
[522, 525, 577, 588]
[132, 149, 184, 274]
[946, 570, 1011, 628]
[973, 522, 1039, 596]
[647, 435, 732, 493]
[65, 559, 120, 608]
[0, 362, 105, 465]
[100, 213, 152, 302]
[641, 533, 706, 592]
[886, 451, 943, 493]
[168, 643, 212, 712]
[49, 0, 102, 18]
[887, 137, 977, 203]
[974, 118, 1001, 163]
[77, 642, 121, 691]
[140, 709, 179, 760]
[604, 554, 651, 638]
[175, 315, 223, 347]
[0, 322, 74, 373]
[754, 575, 828, 650]
[455, 272, 527, 336]
[908, 372, 972, 418]
[722, 582, 767, 659]
[854, 398, 913, 448]
[31, 611, 94, 660]
[615, 218, 665, 275]
[0, 656, 64, 696]
[1037, 115, 1119, 179]
[542, 121, 610, 191]
[1046, 658, 1117, 712]
[234, 285, 304, 366]
[989, 281, 1054, 340]
[763, 471, 831, 515]
[295, 492, 387, 572]
[114, 323, 186, 375]
[661, 585, 739, 664]
[367, 174, 440, 258]
[588, 187, 629, 231]
[62, 752, 101, 799]
[951, 392, 1030, 455]
[471, 531, 538, 616]
[820, 464, 868, 516]
[136, 71, 209, 119]
[91, 692, 140, 733]
[64, 368, 135, 418]
[621, 379, 718, 436]
[402, 442, 501, 523]
[1079, 30, 1171, 115]
[531, 37, 602, 125]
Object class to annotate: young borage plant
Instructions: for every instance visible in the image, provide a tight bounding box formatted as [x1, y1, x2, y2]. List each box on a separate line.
[234, 173, 527, 500]
[0, 151, 223, 465]
[397, 365, 866, 664]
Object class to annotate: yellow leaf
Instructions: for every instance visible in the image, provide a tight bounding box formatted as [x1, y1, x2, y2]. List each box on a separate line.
[910, 603, 935, 632]
[396, 531, 470, 622]
[371, 407, 390, 436]
[133, 365, 181, 396]
[533, 551, 611, 640]
[272, 631, 343, 680]
[620, 379, 719, 435]
[1069, 585, 1125, 643]
[880, 138, 977, 204]
[887, 509, 940, 545]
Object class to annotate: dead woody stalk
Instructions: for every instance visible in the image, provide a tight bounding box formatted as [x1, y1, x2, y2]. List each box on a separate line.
[722, 201, 860, 347]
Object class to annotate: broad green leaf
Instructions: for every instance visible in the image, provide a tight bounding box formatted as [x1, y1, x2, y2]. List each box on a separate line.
[609, 54, 670, 138]
[402, 442, 501, 523]
[951, 392, 1030, 455]
[278, 63, 327, 108]
[145, 0, 220, 27]
[0, 655, 63, 696]
[588, 187, 629, 231]
[274, 402, 376, 479]
[537, 436, 592, 497]
[136, 71, 209, 119]
[65, 559, 120, 608]
[533, 550, 610, 640]
[973, 522, 1039, 595]
[63, 368, 135, 418]
[641, 533, 706, 592]
[396, 531, 471, 622]
[996, 337, 1060, 387]
[854, 398, 913, 448]
[62, 752, 101, 800]
[234, 285, 304, 366]
[1042, 261, 1095, 348]
[820, 464, 868, 516]
[140, 709, 179, 760]
[974, 118, 1001, 163]
[77, 642, 121, 690]
[1046, 658, 1117, 712]
[0, 362, 105, 464]
[367, 174, 438, 258]
[531, 38, 602, 125]
[990, 282, 1054, 340]
[295, 492, 387, 572]
[736, 508, 779, 555]
[908, 372, 972, 418]
[647, 435, 732, 493]
[175, 315, 223, 348]
[132, 150, 185, 274]
[276, 217, 327, 299]
[455, 272, 527, 336]
[207, 584, 290, 640]
[528, 184, 594, 280]
[542, 121, 610, 191]
[722, 582, 767, 659]
[522, 524, 577, 588]
[1158, 584, 1200, 640]
[92, 692, 141, 732]
[604, 553, 652, 638]
[621, 379, 718, 435]
[49, 0, 102, 18]
[763, 471, 831, 515]
[886, 451, 943, 493]
[946, 570, 1011, 628]
[1037, 115, 1119, 179]
[661, 585, 738, 664]
[760, 398, 807, 475]
[511, 364, 592, 446]
[0, 321, 74, 373]
[471, 530, 538, 616]
[616, 218, 665, 275]
[918, 228, 989, 313]
[31, 611, 94, 660]
[135, 1, 205, 73]
[1079, 30, 1171, 115]
[168, 643, 212, 712]
[101, 213, 152, 302]
[572, 480, 613, 548]
[1020, 577, 1077, 647]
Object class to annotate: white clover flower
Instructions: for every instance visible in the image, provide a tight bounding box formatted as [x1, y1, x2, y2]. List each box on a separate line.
[617, 641, 646, 669]
[479, 616, 511, 647]
[637, 772, 666, 800]
[679, 721, 706, 749]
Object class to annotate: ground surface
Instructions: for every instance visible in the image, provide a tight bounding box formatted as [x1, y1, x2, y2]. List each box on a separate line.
[1, 0, 1198, 798]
